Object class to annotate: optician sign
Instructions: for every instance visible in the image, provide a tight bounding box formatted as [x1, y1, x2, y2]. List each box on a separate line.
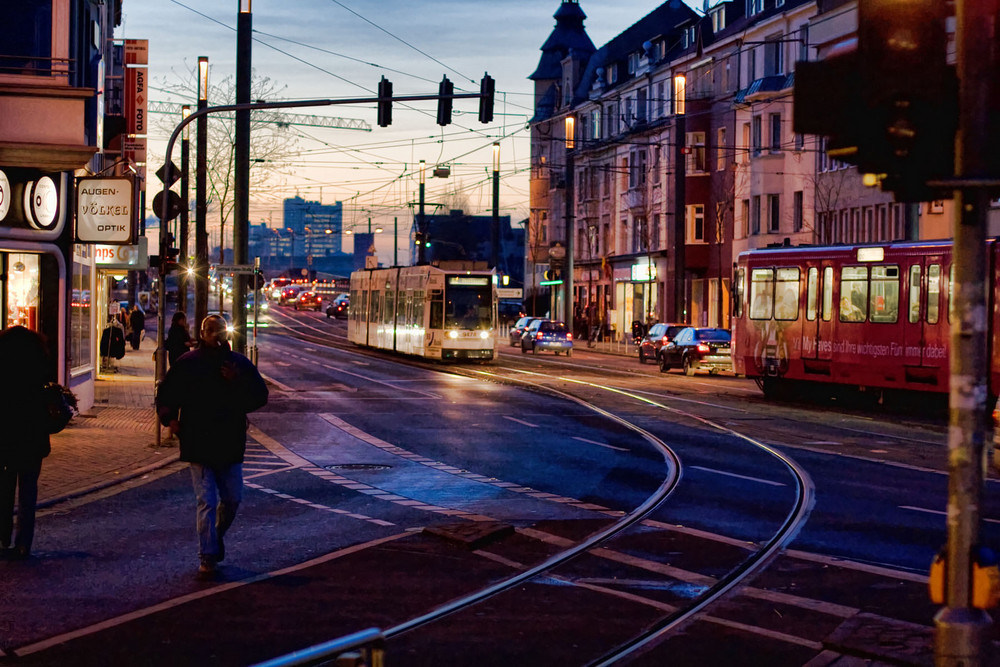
[76, 176, 134, 244]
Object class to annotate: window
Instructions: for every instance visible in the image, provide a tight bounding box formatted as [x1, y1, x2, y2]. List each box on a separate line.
[716, 127, 727, 172]
[799, 25, 810, 62]
[633, 216, 648, 252]
[687, 131, 706, 172]
[623, 97, 634, 126]
[806, 267, 818, 321]
[750, 268, 773, 319]
[636, 87, 648, 123]
[735, 267, 745, 317]
[752, 115, 762, 155]
[839, 266, 868, 322]
[769, 113, 782, 152]
[687, 204, 705, 242]
[927, 264, 941, 323]
[5, 4, 54, 74]
[794, 133, 804, 151]
[741, 199, 750, 238]
[741, 122, 751, 163]
[606, 103, 616, 137]
[652, 146, 660, 185]
[748, 0, 764, 17]
[747, 46, 757, 82]
[869, 265, 900, 323]
[657, 81, 666, 118]
[751, 196, 761, 235]
[774, 268, 799, 320]
[71, 251, 93, 372]
[768, 194, 780, 233]
[764, 35, 784, 77]
[908, 265, 921, 323]
[793, 191, 803, 232]
[711, 8, 726, 33]
[591, 109, 601, 140]
[628, 52, 640, 75]
[652, 213, 661, 247]
[822, 266, 833, 321]
[628, 149, 647, 188]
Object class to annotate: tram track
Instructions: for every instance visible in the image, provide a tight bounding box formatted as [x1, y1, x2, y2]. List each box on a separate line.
[253, 309, 821, 663]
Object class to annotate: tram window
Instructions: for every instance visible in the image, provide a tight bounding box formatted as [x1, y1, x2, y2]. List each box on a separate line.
[948, 264, 954, 323]
[806, 267, 818, 321]
[869, 265, 899, 323]
[908, 265, 921, 323]
[927, 264, 941, 324]
[749, 268, 774, 320]
[735, 267, 745, 318]
[370, 291, 381, 323]
[384, 291, 395, 324]
[822, 266, 833, 321]
[839, 266, 868, 322]
[774, 268, 799, 321]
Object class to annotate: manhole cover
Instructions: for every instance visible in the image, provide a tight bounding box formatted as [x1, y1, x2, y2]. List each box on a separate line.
[325, 463, 391, 471]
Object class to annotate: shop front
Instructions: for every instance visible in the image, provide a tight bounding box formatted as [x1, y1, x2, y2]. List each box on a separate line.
[612, 257, 662, 341]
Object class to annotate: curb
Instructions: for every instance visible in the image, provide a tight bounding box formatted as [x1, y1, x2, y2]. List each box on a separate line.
[38, 451, 182, 510]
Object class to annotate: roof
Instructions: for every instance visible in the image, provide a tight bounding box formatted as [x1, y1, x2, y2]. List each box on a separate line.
[530, 0, 596, 81]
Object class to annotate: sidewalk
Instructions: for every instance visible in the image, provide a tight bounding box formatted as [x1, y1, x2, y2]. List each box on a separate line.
[40, 324, 180, 508]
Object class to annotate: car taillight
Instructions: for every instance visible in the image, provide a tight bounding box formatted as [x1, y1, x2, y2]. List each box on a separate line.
[696, 343, 710, 353]
[566, 332, 572, 340]
[536, 332, 544, 340]
[661, 336, 670, 343]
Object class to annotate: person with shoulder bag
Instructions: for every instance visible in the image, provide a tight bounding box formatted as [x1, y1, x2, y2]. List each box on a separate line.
[0, 326, 56, 560]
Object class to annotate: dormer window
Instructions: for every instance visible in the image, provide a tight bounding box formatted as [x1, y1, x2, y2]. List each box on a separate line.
[748, 0, 764, 16]
[628, 52, 640, 75]
[608, 65, 618, 85]
[711, 8, 725, 33]
[681, 26, 696, 49]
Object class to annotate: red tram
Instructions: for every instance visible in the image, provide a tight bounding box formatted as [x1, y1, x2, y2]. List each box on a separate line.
[732, 239, 999, 398]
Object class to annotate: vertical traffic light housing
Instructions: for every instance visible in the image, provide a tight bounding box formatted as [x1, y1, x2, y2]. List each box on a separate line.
[437, 76, 454, 126]
[377, 76, 392, 128]
[479, 73, 495, 124]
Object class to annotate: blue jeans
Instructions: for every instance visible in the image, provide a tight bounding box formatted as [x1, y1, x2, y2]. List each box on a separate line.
[189, 463, 242, 563]
[0, 458, 42, 552]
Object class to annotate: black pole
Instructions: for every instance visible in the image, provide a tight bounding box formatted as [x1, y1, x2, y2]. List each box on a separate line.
[179, 122, 190, 315]
[233, 5, 252, 355]
[418, 163, 426, 265]
[194, 59, 209, 332]
[673, 115, 686, 323]
[492, 143, 500, 270]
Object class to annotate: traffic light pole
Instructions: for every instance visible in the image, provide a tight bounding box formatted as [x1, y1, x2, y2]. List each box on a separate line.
[934, 0, 995, 663]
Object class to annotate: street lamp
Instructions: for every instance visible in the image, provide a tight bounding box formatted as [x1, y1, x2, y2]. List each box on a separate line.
[179, 104, 191, 314]
[233, 0, 253, 355]
[195, 56, 209, 333]
[564, 115, 575, 334]
[417, 160, 426, 264]
[673, 72, 687, 324]
[492, 142, 500, 271]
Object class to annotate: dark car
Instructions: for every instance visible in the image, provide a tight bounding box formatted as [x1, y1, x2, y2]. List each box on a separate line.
[520, 319, 573, 356]
[295, 290, 323, 311]
[638, 322, 688, 364]
[279, 285, 303, 306]
[326, 294, 350, 319]
[658, 327, 732, 376]
[509, 316, 539, 347]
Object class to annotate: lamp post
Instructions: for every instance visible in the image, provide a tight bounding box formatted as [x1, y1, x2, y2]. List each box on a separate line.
[672, 73, 687, 323]
[194, 56, 209, 332]
[564, 115, 575, 335]
[417, 160, 426, 264]
[492, 142, 500, 271]
[233, 0, 252, 354]
[179, 105, 191, 314]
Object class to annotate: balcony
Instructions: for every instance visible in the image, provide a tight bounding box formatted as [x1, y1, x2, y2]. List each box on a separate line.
[0, 82, 95, 171]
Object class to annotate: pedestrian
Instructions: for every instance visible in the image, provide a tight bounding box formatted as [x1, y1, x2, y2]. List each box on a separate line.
[0, 326, 53, 560]
[156, 314, 269, 579]
[165, 311, 194, 367]
[128, 304, 145, 350]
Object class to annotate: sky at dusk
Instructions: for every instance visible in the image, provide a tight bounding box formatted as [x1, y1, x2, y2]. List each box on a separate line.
[115, 0, 695, 260]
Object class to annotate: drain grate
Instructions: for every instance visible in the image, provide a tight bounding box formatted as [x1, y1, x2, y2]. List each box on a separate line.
[325, 463, 391, 471]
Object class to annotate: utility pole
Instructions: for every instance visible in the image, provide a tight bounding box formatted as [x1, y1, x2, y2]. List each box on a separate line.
[565, 116, 575, 333]
[492, 142, 500, 271]
[232, 0, 252, 355]
[179, 105, 190, 315]
[194, 56, 209, 333]
[417, 160, 426, 265]
[934, 0, 995, 662]
[673, 74, 687, 324]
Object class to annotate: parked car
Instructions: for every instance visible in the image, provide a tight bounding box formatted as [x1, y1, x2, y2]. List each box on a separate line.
[658, 327, 732, 376]
[638, 322, 688, 364]
[295, 290, 323, 311]
[509, 316, 539, 346]
[520, 319, 573, 356]
[279, 285, 303, 306]
[326, 294, 350, 318]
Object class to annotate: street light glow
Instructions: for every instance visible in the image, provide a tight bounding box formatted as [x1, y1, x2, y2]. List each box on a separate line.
[198, 57, 209, 101]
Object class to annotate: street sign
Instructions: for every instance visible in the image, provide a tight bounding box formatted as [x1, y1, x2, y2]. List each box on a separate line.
[497, 288, 522, 299]
[152, 189, 183, 221]
[215, 264, 256, 275]
[156, 162, 180, 187]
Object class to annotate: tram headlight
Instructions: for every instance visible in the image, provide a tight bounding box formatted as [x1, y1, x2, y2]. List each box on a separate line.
[448, 330, 459, 339]
[479, 330, 489, 339]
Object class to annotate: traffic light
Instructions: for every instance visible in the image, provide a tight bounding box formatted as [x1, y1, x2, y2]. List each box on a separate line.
[377, 76, 392, 128]
[478, 73, 494, 124]
[794, 0, 956, 201]
[437, 76, 453, 126]
[162, 245, 181, 275]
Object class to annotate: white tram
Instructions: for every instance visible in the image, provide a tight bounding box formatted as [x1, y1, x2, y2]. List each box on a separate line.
[348, 263, 498, 361]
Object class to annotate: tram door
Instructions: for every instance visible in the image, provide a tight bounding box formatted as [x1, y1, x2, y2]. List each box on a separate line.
[802, 262, 835, 362]
[903, 255, 945, 370]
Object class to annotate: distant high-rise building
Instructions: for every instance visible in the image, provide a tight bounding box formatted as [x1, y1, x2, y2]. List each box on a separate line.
[283, 196, 343, 257]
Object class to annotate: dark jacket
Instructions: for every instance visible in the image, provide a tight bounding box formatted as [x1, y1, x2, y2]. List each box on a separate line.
[164, 323, 191, 367]
[0, 327, 52, 465]
[156, 343, 268, 466]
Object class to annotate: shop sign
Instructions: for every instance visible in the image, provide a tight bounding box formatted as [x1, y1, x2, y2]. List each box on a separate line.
[631, 260, 656, 282]
[0, 169, 9, 222]
[96, 237, 148, 270]
[77, 177, 134, 244]
[24, 176, 59, 230]
[613, 266, 631, 282]
[124, 39, 148, 66]
[126, 65, 148, 136]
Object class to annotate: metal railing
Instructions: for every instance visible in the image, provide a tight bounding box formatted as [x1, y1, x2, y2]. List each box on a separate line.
[250, 628, 384, 667]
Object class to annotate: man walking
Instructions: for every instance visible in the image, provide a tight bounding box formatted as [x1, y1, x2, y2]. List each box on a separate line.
[156, 314, 268, 579]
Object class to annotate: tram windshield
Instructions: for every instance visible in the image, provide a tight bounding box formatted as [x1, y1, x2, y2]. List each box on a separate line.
[444, 276, 493, 329]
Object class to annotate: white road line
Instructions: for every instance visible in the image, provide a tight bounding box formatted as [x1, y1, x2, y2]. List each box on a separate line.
[690, 465, 786, 487]
[503, 415, 539, 428]
[572, 436, 629, 452]
[900, 505, 1000, 525]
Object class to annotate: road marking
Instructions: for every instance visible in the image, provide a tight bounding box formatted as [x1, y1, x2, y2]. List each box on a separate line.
[802, 441, 841, 445]
[901, 505, 1000, 525]
[690, 465, 786, 487]
[503, 416, 539, 428]
[11, 531, 413, 657]
[572, 436, 629, 452]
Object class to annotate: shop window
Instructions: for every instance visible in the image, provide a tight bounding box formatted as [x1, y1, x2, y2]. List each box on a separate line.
[869, 265, 899, 323]
[71, 254, 93, 371]
[6, 253, 40, 329]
